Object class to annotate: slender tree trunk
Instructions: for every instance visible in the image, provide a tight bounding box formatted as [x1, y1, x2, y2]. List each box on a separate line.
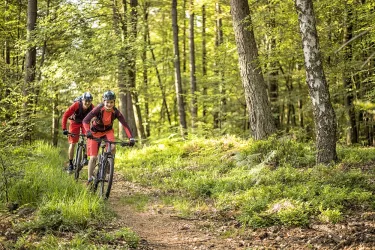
[343, 6, 358, 144]
[142, 2, 151, 137]
[265, 3, 280, 129]
[52, 92, 59, 147]
[4, 0, 11, 120]
[189, 0, 197, 129]
[296, 64, 304, 128]
[24, 0, 37, 88]
[129, 0, 146, 139]
[285, 80, 295, 132]
[172, 0, 187, 136]
[23, 0, 37, 142]
[34, 0, 49, 116]
[113, 0, 127, 139]
[202, 4, 207, 120]
[213, 2, 224, 129]
[230, 0, 276, 139]
[295, 0, 337, 164]
[182, 0, 187, 73]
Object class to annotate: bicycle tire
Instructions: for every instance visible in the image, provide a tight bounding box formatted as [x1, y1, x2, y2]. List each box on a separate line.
[93, 155, 101, 192]
[99, 157, 114, 199]
[74, 145, 83, 180]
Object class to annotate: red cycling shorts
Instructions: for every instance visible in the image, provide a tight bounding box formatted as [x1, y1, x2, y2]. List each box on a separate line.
[68, 121, 88, 143]
[86, 129, 115, 157]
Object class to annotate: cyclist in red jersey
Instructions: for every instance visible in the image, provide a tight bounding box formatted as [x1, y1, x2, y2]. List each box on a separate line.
[62, 92, 94, 173]
[83, 90, 135, 185]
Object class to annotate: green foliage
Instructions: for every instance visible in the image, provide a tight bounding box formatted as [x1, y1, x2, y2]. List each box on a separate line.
[318, 208, 343, 224]
[93, 227, 140, 249]
[240, 199, 311, 228]
[120, 194, 150, 212]
[13, 227, 139, 249]
[118, 136, 375, 229]
[237, 135, 315, 168]
[1, 141, 140, 249]
[338, 146, 375, 164]
[5, 142, 110, 233]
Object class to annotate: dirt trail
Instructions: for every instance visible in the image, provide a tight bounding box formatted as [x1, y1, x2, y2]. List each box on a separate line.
[108, 174, 375, 250]
[109, 175, 246, 250]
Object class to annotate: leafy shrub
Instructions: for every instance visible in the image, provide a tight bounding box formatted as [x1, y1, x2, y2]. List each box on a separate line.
[318, 208, 343, 224]
[270, 199, 310, 226]
[237, 136, 315, 168]
[338, 146, 375, 164]
[117, 136, 375, 229]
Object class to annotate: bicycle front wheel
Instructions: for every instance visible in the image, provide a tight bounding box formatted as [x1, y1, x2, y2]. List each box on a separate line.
[74, 145, 83, 180]
[99, 157, 114, 199]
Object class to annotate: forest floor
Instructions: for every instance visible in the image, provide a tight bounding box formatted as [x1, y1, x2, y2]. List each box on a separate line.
[1, 171, 374, 249]
[109, 174, 375, 250]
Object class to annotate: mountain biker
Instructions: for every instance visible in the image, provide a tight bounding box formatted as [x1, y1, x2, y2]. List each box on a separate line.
[62, 92, 94, 173]
[83, 90, 135, 185]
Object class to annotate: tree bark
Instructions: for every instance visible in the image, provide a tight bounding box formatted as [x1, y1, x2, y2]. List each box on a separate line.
[265, 3, 280, 129]
[230, 0, 276, 140]
[129, 0, 146, 139]
[189, 0, 197, 129]
[343, 6, 358, 144]
[213, 2, 224, 129]
[295, 0, 337, 164]
[202, 4, 207, 120]
[142, 2, 151, 137]
[52, 93, 59, 147]
[23, 0, 37, 142]
[172, 0, 187, 136]
[113, 0, 128, 139]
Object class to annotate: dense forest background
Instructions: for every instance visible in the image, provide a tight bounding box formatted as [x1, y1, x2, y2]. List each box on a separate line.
[1, 0, 375, 154]
[1, 1, 375, 248]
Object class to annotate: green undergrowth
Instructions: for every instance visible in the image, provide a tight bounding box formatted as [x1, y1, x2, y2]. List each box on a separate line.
[0, 141, 139, 249]
[117, 135, 375, 228]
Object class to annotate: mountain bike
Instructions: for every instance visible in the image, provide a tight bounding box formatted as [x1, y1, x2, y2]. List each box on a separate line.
[91, 138, 131, 199]
[68, 133, 87, 180]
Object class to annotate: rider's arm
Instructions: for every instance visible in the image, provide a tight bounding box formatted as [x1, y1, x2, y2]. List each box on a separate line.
[82, 105, 100, 132]
[61, 102, 79, 130]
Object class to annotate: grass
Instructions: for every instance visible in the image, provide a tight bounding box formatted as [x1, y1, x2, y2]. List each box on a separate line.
[2, 135, 375, 247]
[120, 194, 150, 212]
[117, 135, 375, 228]
[0, 141, 139, 249]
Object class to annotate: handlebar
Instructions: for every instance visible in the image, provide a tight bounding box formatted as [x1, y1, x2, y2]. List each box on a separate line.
[90, 137, 134, 147]
[67, 132, 86, 137]
[66, 132, 134, 146]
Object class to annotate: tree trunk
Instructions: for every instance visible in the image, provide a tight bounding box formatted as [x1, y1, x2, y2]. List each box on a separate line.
[189, 0, 197, 129]
[202, 4, 207, 121]
[182, 0, 187, 73]
[343, 6, 358, 144]
[213, 2, 224, 129]
[23, 0, 37, 142]
[114, 0, 128, 139]
[295, 0, 337, 164]
[129, 0, 146, 139]
[52, 93, 59, 147]
[116, 0, 138, 138]
[230, 0, 276, 140]
[142, 2, 151, 137]
[172, 0, 187, 136]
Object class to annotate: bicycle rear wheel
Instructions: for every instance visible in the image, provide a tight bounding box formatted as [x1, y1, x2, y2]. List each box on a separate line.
[74, 145, 83, 180]
[99, 157, 114, 199]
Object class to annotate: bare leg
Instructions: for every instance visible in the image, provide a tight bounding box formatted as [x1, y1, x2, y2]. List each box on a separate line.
[68, 143, 76, 160]
[88, 156, 97, 180]
[111, 145, 116, 155]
